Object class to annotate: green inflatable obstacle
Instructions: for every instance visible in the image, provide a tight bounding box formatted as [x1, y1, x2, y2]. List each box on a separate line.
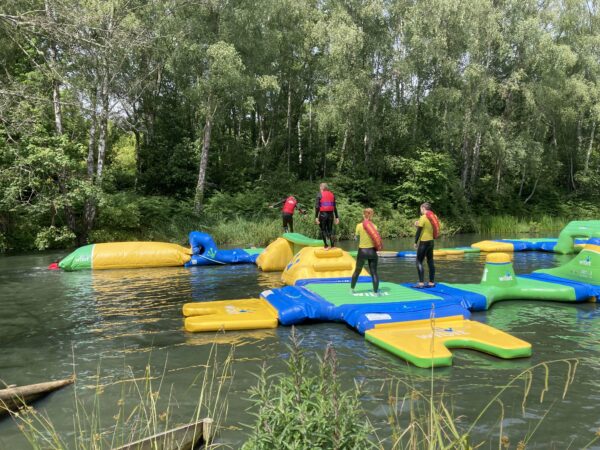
[535, 242, 600, 285]
[554, 220, 600, 254]
[442, 253, 591, 310]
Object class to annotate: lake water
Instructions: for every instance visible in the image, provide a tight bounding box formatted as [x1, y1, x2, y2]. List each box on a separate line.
[1, 234, 599, 449]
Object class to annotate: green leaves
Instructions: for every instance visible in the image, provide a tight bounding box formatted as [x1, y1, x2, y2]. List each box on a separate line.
[242, 331, 376, 450]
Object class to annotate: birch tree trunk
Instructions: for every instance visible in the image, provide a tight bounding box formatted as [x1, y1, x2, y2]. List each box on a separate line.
[96, 61, 109, 180]
[195, 113, 213, 213]
[584, 121, 596, 173]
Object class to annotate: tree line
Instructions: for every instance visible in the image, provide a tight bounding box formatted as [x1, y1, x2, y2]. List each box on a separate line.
[1, 0, 599, 251]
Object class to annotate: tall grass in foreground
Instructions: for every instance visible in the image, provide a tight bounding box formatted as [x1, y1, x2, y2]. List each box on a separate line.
[13, 343, 233, 449]
[474, 215, 569, 236]
[243, 331, 595, 449]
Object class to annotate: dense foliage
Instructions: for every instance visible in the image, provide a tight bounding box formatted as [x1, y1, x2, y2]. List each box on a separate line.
[1, 0, 599, 251]
[243, 332, 376, 449]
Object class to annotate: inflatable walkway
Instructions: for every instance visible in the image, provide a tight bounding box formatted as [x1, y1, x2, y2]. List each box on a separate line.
[57, 231, 261, 271]
[182, 243, 600, 368]
[471, 220, 600, 253]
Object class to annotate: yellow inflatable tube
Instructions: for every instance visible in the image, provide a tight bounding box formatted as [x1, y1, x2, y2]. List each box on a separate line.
[58, 242, 192, 270]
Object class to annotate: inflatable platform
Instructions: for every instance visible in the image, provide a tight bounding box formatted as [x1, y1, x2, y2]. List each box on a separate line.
[57, 231, 261, 271]
[397, 247, 481, 258]
[470, 220, 600, 253]
[281, 247, 368, 285]
[183, 242, 600, 368]
[365, 315, 531, 368]
[256, 233, 323, 272]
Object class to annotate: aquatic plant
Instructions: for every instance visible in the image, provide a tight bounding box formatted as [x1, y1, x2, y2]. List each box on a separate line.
[242, 329, 591, 449]
[474, 215, 568, 236]
[12, 343, 233, 449]
[242, 328, 377, 449]
[385, 358, 581, 449]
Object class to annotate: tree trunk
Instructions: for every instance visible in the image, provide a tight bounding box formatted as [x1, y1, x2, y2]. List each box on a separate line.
[297, 119, 302, 165]
[338, 127, 348, 171]
[524, 176, 539, 204]
[584, 121, 596, 173]
[96, 61, 109, 180]
[195, 114, 213, 213]
[51, 75, 63, 135]
[470, 131, 482, 187]
[87, 91, 97, 178]
[286, 81, 292, 172]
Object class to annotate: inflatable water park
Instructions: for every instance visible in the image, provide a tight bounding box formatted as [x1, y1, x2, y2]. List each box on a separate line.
[53, 221, 600, 369]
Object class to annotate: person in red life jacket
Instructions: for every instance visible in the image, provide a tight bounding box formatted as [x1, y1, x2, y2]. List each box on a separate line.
[351, 208, 381, 294]
[413, 202, 439, 288]
[270, 195, 305, 233]
[314, 183, 339, 249]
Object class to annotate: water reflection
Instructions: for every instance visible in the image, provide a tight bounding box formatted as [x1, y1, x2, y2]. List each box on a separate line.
[2, 236, 600, 448]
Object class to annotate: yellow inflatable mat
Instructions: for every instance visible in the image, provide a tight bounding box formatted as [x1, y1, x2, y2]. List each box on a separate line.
[184, 298, 278, 332]
[365, 315, 531, 368]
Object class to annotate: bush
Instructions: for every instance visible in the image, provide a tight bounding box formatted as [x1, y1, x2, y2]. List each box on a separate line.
[34, 226, 76, 250]
[243, 330, 377, 449]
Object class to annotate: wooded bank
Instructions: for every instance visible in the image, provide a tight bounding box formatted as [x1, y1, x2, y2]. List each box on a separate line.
[1, 0, 599, 252]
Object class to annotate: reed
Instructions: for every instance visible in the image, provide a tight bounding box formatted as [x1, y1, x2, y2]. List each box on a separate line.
[474, 215, 569, 236]
[12, 343, 233, 450]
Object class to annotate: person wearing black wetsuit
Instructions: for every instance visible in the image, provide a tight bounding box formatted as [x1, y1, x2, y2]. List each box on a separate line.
[270, 195, 304, 233]
[414, 202, 436, 288]
[315, 183, 339, 249]
[351, 208, 379, 294]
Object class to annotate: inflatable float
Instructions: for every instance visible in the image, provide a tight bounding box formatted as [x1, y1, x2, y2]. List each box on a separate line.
[256, 232, 323, 271]
[57, 232, 262, 271]
[471, 220, 600, 253]
[182, 243, 600, 368]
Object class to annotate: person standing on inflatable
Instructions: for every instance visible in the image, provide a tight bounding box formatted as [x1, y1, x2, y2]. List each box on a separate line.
[315, 183, 339, 249]
[270, 195, 305, 233]
[413, 202, 440, 288]
[351, 208, 382, 294]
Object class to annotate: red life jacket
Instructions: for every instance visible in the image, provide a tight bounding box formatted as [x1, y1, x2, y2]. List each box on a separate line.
[319, 190, 335, 212]
[425, 210, 440, 239]
[282, 196, 297, 214]
[362, 220, 383, 251]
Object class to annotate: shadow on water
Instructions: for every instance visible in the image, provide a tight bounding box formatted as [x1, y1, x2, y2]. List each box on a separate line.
[1, 235, 600, 448]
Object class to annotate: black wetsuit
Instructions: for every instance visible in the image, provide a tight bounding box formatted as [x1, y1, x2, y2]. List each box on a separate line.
[315, 193, 339, 247]
[415, 227, 435, 283]
[351, 248, 379, 293]
[282, 213, 294, 233]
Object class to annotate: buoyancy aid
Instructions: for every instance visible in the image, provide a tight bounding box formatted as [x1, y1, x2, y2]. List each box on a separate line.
[282, 196, 297, 214]
[362, 219, 383, 251]
[319, 190, 335, 212]
[425, 210, 440, 239]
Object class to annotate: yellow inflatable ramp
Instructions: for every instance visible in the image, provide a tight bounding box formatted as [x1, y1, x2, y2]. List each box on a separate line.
[282, 246, 368, 286]
[365, 315, 531, 368]
[183, 298, 278, 332]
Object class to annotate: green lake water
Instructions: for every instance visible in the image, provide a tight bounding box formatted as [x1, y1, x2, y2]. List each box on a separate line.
[1, 234, 600, 448]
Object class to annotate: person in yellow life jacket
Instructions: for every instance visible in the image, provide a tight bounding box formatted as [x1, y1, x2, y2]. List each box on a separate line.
[413, 202, 439, 288]
[314, 183, 339, 249]
[351, 208, 380, 294]
[270, 195, 305, 233]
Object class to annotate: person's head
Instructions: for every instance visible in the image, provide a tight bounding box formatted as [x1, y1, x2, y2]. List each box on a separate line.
[420, 202, 432, 215]
[319, 182, 328, 192]
[363, 208, 374, 220]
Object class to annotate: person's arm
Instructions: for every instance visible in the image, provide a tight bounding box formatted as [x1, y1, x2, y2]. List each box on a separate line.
[270, 199, 284, 209]
[314, 194, 321, 219]
[333, 204, 339, 219]
[414, 227, 423, 244]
